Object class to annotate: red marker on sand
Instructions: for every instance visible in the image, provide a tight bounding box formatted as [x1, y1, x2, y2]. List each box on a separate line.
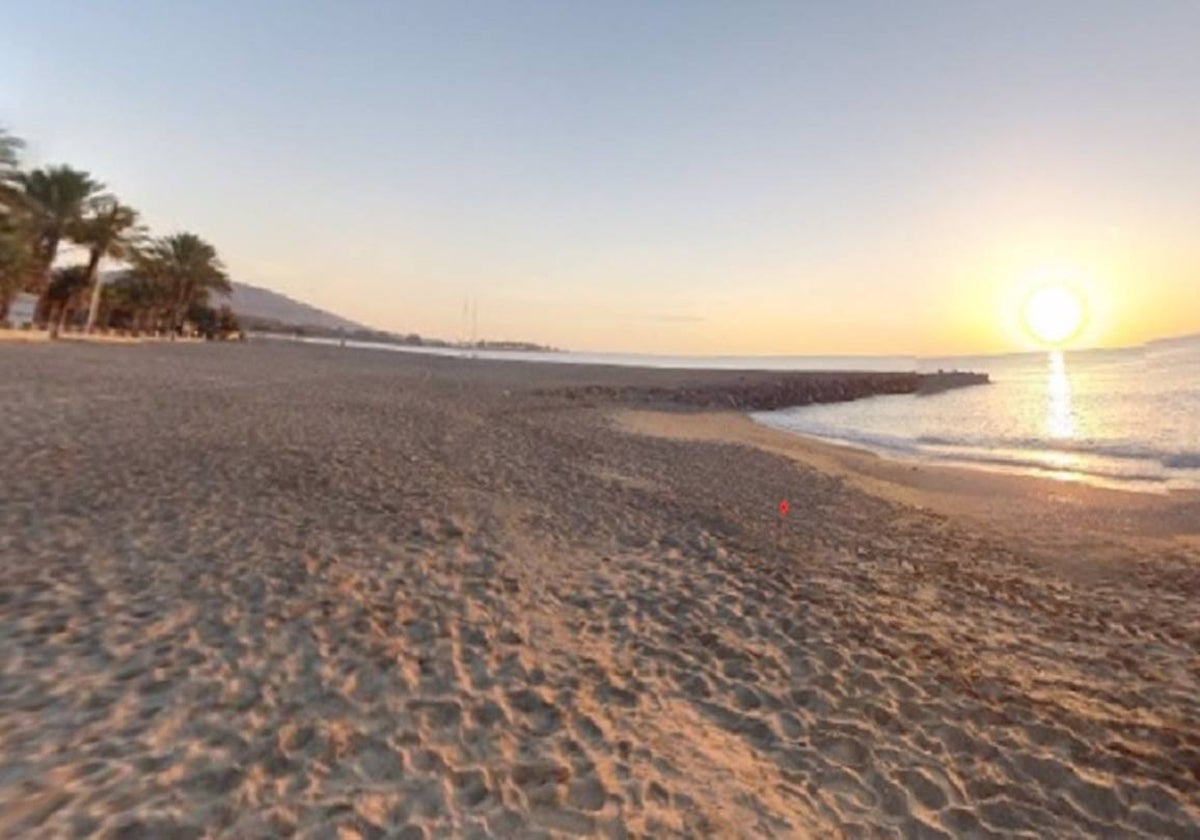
[776, 499, 788, 557]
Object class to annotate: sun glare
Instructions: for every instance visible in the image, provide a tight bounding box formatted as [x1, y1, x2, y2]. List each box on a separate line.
[1023, 284, 1086, 346]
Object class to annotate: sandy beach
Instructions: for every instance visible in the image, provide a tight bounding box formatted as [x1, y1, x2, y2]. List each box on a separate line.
[1, 340, 1197, 838]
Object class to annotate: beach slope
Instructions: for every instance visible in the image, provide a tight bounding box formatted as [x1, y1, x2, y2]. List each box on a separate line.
[1, 341, 1196, 837]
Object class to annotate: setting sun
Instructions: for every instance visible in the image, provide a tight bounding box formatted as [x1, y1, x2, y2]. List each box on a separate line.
[1023, 284, 1087, 346]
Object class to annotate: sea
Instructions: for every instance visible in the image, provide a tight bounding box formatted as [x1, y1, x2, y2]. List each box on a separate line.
[755, 337, 1200, 493]
[275, 333, 1200, 492]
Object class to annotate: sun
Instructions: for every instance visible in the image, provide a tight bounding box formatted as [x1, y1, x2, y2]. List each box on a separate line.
[1023, 283, 1086, 345]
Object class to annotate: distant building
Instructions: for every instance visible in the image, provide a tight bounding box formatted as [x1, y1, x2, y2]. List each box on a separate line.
[7, 292, 37, 328]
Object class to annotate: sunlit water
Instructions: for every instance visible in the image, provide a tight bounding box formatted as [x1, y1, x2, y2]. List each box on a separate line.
[754, 336, 1200, 492]
[270, 332, 1200, 491]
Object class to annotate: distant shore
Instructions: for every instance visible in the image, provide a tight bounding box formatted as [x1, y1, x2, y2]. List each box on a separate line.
[251, 329, 559, 354]
[1, 339, 1196, 837]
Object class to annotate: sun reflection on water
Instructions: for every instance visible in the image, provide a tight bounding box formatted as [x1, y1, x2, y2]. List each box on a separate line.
[1046, 351, 1074, 439]
[1041, 351, 1081, 475]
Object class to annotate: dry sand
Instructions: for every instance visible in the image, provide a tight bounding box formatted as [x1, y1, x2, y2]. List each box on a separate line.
[1, 340, 1197, 838]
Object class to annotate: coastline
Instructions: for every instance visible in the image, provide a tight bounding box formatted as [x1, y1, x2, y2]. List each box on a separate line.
[748, 419, 1199, 497]
[2, 340, 1197, 837]
[617, 409, 1200, 559]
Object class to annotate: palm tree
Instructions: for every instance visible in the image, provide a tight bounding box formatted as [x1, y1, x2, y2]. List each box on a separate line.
[101, 270, 170, 333]
[1, 212, 38, 323]
[0, 128, 31, 321]
[18, 166, 105, 270]
[45, 265, 92, 332]
[0, 127, 20, 175]
[18, 166, 105, 332]
[134, 233, 231, 337]
[77, 199, 143, 332]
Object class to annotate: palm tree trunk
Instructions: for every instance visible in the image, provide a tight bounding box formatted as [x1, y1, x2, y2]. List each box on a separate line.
[35, 293, 52, 329]
[48, 301, 61, 339]
[171, 282, 190, 339]
[54, 302, 71, 337]
[35, 233, 61, 330]
[83, 246, 104, 333]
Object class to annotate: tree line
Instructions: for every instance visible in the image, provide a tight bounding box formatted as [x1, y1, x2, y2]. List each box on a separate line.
[0, 126, 239, 339]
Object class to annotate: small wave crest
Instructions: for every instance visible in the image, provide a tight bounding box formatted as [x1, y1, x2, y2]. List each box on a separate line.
[755, 417, 1200, 489]
[1164, 453, 1200, 470]
[916, 434, 1200, 471]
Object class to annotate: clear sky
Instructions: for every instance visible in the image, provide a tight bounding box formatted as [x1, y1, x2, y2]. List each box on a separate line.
[3, 1, 1198, 355]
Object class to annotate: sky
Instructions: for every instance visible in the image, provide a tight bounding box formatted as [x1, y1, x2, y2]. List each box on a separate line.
[3, 1, 1199, 355]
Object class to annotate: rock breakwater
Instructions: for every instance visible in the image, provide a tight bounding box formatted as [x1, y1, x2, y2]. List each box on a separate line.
[546, 370, 988, 411]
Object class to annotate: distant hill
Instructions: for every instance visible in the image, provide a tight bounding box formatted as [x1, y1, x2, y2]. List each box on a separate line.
[97, 272, 555, 351]
[1146, 331, 1200, 349]
[223, 281, 555, 352]
[226, 282, 368, 333]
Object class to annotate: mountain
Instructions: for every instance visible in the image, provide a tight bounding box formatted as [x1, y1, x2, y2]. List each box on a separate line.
[97, 272, 555, 349]
[225, 282, 368, 333]
[97, 271, 365, 333]
[1146, 331, 1200, 350]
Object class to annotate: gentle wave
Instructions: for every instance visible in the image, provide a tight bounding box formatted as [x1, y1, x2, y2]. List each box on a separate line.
[914, 448, 1168, 484]
[1164, 453, 1200, 470]
[756, 420, 1183, 488]
[914, 435, 1200, 471]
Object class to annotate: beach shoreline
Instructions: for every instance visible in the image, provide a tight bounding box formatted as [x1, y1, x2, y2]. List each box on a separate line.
[752, 412, 1200, 497]
[2, 340, 1197, 837]
[618, 408, 1200, 568]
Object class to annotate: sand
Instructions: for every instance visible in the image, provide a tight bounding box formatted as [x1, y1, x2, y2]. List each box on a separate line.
[1, 340, 1197, 838]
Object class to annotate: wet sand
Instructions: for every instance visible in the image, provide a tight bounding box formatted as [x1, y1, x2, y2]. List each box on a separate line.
[1, 340, 1197, 838]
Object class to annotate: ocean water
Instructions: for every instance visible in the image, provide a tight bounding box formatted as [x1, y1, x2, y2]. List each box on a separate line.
[754, 336, 1200, 492]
